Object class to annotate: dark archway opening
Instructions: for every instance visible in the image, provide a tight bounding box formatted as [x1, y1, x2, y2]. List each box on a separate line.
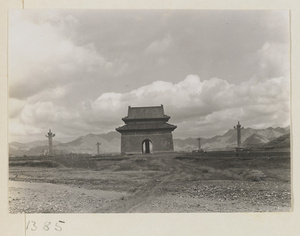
[142, 139, 153, 154]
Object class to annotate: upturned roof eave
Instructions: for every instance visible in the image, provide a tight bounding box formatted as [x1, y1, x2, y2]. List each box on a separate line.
[116, 125, 177, 133]
[122, 116, 170, 122]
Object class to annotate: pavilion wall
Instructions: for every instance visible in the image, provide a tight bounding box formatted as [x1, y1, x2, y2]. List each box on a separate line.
[120, 130, 174, 154]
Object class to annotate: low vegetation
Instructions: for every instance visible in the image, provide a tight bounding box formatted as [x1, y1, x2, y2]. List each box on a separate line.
[9, 150, 291, 213]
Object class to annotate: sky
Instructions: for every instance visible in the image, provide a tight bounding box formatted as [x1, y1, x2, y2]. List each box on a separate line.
[9, 10, 290, 143]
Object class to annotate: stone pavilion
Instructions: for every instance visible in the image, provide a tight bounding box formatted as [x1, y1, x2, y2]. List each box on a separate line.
[116, 105, 177, 154]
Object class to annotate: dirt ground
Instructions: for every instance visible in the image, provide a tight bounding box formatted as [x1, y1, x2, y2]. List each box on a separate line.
[8, 152, 291, 213]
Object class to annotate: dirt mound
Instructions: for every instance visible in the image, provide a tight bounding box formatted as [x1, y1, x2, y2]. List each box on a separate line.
[236, 169, 267, 181]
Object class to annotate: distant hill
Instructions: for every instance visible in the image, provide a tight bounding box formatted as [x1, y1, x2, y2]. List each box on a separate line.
[9, 126, 290, 156]
[9, 140, 61, 156]
[174, 126, 290, 151]
[242, 134, 270, 147]
[259, 133, 290, 151]
[9, 132, 121, 156]
[55, 132, 121, 154]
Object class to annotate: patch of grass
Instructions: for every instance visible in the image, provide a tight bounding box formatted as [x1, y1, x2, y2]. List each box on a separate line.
[9, 160, 59, 168]
[10, 155, 98, 169]
[51, 155, 97, 169]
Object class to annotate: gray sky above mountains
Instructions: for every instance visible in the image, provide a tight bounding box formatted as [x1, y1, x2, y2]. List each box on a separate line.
[9, 10, 290, 142]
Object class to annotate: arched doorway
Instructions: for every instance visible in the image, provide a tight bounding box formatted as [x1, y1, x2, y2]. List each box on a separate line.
[142, 139, 153, 154]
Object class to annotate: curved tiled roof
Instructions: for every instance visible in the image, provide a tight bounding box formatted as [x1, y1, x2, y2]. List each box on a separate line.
[116, 122, 177, 132]
[123, 105, 170, 121]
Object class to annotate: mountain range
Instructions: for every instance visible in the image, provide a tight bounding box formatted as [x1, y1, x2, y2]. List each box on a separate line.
[9, 126, 290, 156]
[174, 126, 290, 151]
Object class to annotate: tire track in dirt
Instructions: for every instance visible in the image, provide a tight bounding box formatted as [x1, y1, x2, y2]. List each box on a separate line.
[126, 173, 174, 213]
[9, 153, 291, 213]
[99, 156, 177, 213]
[100, 156, 197, 213]
[99, 172, 170, 213]
[113, 157, 216, 213]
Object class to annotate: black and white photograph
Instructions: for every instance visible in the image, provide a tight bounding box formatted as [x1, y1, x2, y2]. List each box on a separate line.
[8, 10, 291, 213]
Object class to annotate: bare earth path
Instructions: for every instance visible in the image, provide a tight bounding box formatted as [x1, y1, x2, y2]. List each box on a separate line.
[9, 152, 291, 213]
[9, 180, 128, 213]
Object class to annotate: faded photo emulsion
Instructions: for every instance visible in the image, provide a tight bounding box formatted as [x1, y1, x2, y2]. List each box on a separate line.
[8, 10, 290, 213]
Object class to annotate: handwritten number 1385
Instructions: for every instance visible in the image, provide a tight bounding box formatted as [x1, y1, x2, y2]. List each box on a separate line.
[26, 221, 63, 231]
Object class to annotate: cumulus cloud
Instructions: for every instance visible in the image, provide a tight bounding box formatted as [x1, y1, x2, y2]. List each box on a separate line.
[9, 98, 26, 119]
[79, 75, 289, 139]
[144, 34, 174, 54]
[10, 73, 290, 142]
[108, 75, 286, 114]
[8, 10, 290, 142]
[157, 57, 168, 66]
[9, 11, 119, 100]
[252, 41, 290, 79]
